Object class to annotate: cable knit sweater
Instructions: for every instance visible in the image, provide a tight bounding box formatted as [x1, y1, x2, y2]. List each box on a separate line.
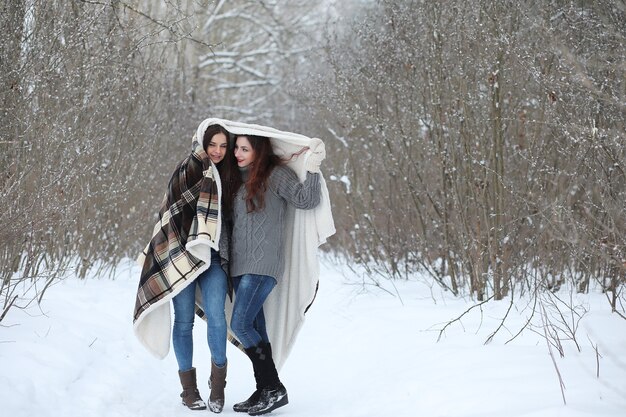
[230, 164, 321, 280]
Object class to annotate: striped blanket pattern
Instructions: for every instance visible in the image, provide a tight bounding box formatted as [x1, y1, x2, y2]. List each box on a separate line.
[133, 135, 221, 358]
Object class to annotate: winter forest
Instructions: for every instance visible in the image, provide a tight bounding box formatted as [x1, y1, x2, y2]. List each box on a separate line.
[1, 0, 625, 416]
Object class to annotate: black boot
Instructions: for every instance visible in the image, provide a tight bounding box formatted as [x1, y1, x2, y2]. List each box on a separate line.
[233, 386, 262, 413]
[246, 342, 288, 416]
[232, 346, 264, 413]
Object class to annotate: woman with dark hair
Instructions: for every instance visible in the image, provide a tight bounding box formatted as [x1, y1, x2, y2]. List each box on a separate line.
[169, 123, 237, 413]
[134, 122, 235, 414]
[228, 134, 325, 416]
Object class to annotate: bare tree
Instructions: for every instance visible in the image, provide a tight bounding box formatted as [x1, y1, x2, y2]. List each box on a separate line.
[177, 0, 319, 125]
[0, 0, 211, 320]
[292, 0, 626, 314]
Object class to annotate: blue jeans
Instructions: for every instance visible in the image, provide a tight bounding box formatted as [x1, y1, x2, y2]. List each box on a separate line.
[172, 249, 228, 371]
[231, 274, 276, 348]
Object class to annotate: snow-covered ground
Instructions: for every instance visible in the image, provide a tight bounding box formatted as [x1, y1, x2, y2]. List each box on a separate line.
[1, 259, 625, 417]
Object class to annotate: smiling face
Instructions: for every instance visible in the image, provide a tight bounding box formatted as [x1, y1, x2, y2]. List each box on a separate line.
[234, 136, 256, 168]
[206, 132, 228, 164]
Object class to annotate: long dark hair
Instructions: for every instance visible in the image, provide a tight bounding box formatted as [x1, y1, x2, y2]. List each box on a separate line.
[236, 135, 283, 213]
[203, 125, 241, 219]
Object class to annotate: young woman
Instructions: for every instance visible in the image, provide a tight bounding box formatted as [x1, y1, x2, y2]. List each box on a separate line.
[228, 134, 325, 415]
[170, 124, 238, 413]
[133, 122, 236, 414]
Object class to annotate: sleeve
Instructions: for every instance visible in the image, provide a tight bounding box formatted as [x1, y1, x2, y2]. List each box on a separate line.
[269, 165, 321, 210]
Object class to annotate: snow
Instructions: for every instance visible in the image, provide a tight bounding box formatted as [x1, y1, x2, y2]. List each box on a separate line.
[1, 260, 625, 417]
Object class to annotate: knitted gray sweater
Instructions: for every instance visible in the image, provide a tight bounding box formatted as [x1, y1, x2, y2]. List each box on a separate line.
[230, 164, 321, 281]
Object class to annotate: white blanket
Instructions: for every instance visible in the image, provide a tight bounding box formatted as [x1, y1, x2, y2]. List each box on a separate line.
[199, 118, 335, 370]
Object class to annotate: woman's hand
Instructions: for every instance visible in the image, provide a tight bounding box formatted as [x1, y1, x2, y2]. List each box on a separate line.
[304, 138, 326, 173]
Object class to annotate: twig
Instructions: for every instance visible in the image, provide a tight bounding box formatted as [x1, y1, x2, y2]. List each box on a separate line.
[437, 295, 494, 342]
[587, 335, 602, 379]
[76, 0, 215, 48]
[0, 295, 18, 323]
[605, 290, 626, 320]
[505, 290, 538, 344]
[485, 291, 515, 344]
[540, 301, 567, 405]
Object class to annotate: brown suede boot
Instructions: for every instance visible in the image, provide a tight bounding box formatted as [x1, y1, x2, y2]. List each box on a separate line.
[208, 361, 227, 413]
[178, 367, 207, 410]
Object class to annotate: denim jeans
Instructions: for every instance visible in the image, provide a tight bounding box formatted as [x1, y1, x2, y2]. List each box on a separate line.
[172, 249, 228, 371]
[231, 274, 276, 349]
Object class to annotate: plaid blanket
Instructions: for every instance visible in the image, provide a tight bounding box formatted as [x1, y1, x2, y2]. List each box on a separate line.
[133, 134, 222, 359]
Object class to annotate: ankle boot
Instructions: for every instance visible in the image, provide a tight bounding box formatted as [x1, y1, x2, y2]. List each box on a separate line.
[246, 342, 288, 416]
[208, 361, 227, 413]
[178, 367, 207, 410]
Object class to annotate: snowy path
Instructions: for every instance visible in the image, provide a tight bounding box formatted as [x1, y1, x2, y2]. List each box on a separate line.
[1, 260, 625, 417]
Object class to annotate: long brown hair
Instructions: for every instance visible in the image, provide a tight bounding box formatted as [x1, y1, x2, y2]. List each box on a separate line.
[204, 125, 241, 219]
[236, 135, 283, 212]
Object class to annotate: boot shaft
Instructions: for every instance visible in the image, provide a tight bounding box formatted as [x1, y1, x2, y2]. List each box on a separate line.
[208, 360, 227, 413]
[209, 361, 227, 395]
[245, 342, 281, 389]
[178, 367, 200, 390]
[178, 367, 207, 410]
[237, 343, 288, 414]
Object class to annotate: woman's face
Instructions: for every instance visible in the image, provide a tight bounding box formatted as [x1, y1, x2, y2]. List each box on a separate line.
[206, 132, 228, 164]
[234, 136, 255, 168]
